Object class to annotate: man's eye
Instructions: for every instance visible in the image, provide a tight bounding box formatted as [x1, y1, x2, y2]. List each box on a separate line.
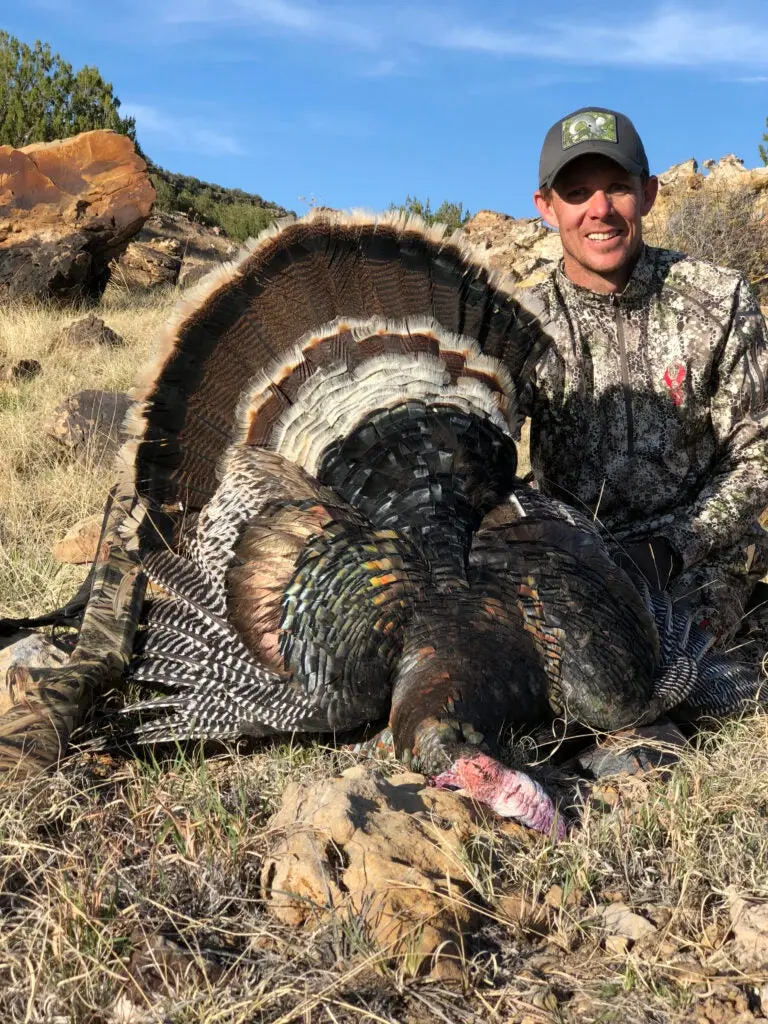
[566, 189, 588, 201]
[608, 183, 631, 195]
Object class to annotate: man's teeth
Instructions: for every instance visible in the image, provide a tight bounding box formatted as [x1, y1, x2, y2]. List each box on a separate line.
[587, 231, 621, 240]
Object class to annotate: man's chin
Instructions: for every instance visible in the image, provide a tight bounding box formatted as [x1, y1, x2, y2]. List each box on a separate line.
[582, 250, 635, 278]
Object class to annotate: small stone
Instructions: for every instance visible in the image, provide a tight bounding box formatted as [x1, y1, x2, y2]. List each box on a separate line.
[0, 634, 68, 715]
[729, 894, 768, 967]
[428, 950, 463, 983]
[531, 986, 559, 1011]
[261, 768, 484, 973]
[497, 892, 548, 932]
[600, 902, 658, 945]
[58, 314, 124, 348]
[605, 935, 630, 955]
[2, 359, 42, 382]
[52, 515, 103, 565]
[109, 993, 146, 1024]
[576, 718, 686, 778]
[544, 884, 564, 909]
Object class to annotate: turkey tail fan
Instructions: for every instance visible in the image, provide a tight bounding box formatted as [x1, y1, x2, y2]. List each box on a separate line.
[123, 210, 543, 553]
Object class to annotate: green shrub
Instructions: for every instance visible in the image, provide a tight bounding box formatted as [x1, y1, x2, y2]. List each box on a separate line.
[147, 164, 291, 242]
[388, 195, 472, 234]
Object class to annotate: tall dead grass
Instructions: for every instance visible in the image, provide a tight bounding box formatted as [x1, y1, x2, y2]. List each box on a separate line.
[0, 287, 177, 617]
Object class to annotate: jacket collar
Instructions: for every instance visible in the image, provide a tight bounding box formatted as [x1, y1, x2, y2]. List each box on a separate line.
[553, 243, 658, 308]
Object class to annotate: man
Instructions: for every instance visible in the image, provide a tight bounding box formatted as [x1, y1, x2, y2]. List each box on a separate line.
[514, 106, 768, 656]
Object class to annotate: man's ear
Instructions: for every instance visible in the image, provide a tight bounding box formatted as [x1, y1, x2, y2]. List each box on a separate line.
[640, 175, 659, 216]
[533, 189, 558, 229]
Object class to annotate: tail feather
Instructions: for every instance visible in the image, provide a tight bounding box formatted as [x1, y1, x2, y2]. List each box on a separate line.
[624, 565, 764, 717]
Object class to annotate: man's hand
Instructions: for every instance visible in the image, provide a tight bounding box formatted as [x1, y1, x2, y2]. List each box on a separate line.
[614, 538, 682, 590]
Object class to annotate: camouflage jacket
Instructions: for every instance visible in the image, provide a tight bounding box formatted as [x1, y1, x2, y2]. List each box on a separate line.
[514, 244, 768, 572]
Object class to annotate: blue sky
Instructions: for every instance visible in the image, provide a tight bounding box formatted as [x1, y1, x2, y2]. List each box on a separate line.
[6, 1, 768, 218]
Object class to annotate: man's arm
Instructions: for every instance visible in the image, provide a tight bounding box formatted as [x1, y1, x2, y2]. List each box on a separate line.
[655, 277, 768, 572]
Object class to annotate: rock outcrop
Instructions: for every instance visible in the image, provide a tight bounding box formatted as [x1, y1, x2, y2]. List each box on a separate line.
[104, 209, 243, 293]
[650, 154, 768, 228]
[462, 209, 561, 287]
[110, 239, 182, 291]
[461, 155, 768, 289]
[0, 130, 155, 303]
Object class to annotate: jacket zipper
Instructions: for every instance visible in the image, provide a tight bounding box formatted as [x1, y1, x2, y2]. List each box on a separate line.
[612, 295, 634, 457]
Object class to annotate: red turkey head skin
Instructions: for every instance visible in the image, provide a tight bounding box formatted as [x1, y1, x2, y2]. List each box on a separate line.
[431, 752, 566, 840]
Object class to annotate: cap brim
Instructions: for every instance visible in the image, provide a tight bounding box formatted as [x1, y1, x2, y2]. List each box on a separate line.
[540, 142, 646, 190]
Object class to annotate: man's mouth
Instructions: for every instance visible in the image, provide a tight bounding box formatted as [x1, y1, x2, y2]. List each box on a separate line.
[585, 230, 623, 241]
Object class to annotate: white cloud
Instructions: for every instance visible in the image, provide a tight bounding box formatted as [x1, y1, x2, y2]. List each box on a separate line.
[122, 103, 245, 156]
[433, 7, 768, 67]
[129, 1, 768, 70]
[160, 0, 378, 47]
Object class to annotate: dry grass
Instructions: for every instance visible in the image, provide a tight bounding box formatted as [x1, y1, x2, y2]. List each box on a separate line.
[1, 720, 768, 1022]
[646, 184, 768, 300]
[0, 287, 176, 617]
[1, 288, 768, 1022]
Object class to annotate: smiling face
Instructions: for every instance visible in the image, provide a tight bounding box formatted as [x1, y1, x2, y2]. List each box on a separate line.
[534, 154, 659, 294]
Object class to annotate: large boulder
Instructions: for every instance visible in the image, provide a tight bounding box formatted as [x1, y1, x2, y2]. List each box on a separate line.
[0, 130, 155, 303]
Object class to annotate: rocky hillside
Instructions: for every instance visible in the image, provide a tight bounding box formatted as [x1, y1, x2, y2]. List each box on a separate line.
[462, 154, 768, 294]
[148, 162, 292, 242]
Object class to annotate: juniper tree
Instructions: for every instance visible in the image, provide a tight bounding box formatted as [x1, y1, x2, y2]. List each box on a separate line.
[0, 31, 135, 148]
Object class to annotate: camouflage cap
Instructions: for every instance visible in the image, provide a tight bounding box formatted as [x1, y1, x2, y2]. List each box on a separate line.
[538, 107, 649, 190]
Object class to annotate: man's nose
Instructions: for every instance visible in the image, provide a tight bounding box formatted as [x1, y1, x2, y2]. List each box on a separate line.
[587, 190, 613, 219]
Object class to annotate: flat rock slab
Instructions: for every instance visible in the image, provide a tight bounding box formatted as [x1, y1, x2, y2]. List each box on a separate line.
[262, 765, 490, 971]
[0, 130, 154, 303]
[45, 389, 132, 460]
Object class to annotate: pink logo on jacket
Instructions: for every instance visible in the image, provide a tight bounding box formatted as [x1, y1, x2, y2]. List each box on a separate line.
[663, 362, 686, 406]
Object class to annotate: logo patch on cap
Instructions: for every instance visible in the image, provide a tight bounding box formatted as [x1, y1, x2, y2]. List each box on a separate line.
[561, 111, 617, 150]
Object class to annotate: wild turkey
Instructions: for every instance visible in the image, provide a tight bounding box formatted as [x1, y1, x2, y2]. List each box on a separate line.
[0, 212, 762, 836]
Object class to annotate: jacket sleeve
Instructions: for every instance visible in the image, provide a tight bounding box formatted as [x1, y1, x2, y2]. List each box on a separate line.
[655, 278, 768, 571]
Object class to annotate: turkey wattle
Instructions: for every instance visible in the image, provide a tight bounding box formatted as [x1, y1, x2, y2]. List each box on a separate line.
[0, 212, 762, 832]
